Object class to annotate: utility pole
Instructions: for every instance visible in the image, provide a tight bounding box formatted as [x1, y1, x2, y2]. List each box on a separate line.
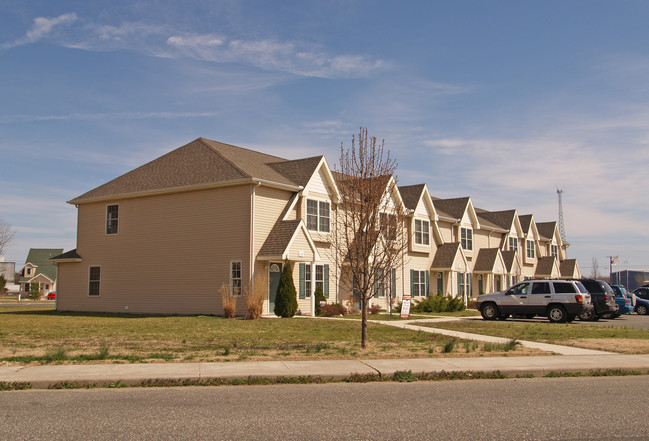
[557, 189, 566, 242]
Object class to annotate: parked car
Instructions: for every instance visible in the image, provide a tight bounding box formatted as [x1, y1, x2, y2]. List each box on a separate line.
[577, 279, 619, 320]
[610, 285, 634, 315]
[632, 287, 649, 315]
[634, 297, 649, 315]
[47, 291, 56, 300]
[475, 279, 593, 323]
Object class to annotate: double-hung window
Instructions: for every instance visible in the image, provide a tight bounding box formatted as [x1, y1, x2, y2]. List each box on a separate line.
[300, 263, 329, 299]
[231, 261, 242, 296]
[306, 199, 330, 233]
[414, 219, 430, 245]
[380, 213, 397, 240]
[508, 237, 518, 251]
[412, 270, 427, 297]
[550, 244, 558, 257]
[106, 205, 119, 235]
[526, 240, 535, 259]
[89, 266, 101, 296]
[460, 227, 473, 251]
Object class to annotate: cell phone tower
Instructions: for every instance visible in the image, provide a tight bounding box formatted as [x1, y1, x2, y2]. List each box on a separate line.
[557, 188, 566, 242]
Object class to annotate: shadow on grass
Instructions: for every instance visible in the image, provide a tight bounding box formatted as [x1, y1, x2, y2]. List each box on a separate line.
[0, 309, 226, 319]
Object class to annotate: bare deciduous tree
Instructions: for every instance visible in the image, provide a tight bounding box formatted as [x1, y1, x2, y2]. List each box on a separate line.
[0, 219, 15, 257]
[591, 257, 600, 279]
[332, 127, 408, 348]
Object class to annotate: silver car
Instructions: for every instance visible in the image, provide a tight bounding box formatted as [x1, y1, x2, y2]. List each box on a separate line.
[475, 279, 593, 323]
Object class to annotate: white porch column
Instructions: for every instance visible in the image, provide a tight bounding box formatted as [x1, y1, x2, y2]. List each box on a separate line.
[311, 262, 316, 317]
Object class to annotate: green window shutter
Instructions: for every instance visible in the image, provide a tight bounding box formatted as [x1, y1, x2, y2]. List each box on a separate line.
[457, 272, 462, 296]
[391, 268, 396, 298]
[324, 264, 329, 299]
[425, 271, 429, 297]
[410, 269, 414, 296]
[299, 263, 305, 299]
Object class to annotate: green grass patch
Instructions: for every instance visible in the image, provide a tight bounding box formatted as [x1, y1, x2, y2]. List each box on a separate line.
[418, 320, 649, 342]
[0, 306, 508, 365]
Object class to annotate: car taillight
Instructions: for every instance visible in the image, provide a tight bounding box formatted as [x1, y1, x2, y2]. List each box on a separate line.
[603, 293, 608, 302]
[575, 294, 584, 304]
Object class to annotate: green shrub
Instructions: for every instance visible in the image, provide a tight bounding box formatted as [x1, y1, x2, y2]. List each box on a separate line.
[314, 285, 326, 315]
[274, 260, 298, 318]
[412, 293, 465, 313]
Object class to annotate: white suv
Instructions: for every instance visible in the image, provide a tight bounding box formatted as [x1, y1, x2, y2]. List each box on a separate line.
[475, 279, 593, 323]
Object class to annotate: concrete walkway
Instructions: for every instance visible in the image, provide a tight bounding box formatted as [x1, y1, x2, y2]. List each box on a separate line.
[378, 317, 615, 355]
[2, 354, 649, 389]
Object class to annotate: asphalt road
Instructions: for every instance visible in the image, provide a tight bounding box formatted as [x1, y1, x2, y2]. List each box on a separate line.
[2, 376, 648, 440]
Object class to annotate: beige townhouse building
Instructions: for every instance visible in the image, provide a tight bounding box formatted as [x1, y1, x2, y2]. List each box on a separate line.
[52, 137, 580, 315]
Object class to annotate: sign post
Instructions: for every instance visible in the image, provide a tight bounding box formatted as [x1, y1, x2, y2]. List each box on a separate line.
[400, 294, 411, 319]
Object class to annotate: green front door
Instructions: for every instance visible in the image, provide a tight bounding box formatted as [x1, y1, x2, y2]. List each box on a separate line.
[268, 262, 283, 314]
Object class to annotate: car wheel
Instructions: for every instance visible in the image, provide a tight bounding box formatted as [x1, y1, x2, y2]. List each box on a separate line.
[480, 303, 499, 320]
[579, 309, 598, 321]
[637, 305, 648, 315]
[548, 305, 567, 323]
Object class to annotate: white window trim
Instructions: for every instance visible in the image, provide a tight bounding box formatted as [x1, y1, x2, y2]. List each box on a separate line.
[461, 227, 473, 251]
[508, 236, 518, 251]
[88, 266, 101, 297]
[230, 260, 242, 297]
[414, 218, 430, 246]
[413, 270, 426, 297]
[526, 240, 536, 259]
[106, 204, 119, 236]
[306, 198, 330, 233]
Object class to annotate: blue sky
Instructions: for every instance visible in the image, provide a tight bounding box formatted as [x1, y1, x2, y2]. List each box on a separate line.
[1, 1, 648, 276]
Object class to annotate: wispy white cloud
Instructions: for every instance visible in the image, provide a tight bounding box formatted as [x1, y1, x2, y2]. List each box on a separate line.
[165, 32, 388, 78]
[1, 13, 78, 50]
[0, 111, 220, 124]
[5, 15, 387, 79]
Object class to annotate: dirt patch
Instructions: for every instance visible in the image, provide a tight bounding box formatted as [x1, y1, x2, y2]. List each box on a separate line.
[559, 338, 649, 354]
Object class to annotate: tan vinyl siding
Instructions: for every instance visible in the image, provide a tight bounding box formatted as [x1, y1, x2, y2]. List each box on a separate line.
[253, 186, 293, 256]
[58, 185, 251, 314]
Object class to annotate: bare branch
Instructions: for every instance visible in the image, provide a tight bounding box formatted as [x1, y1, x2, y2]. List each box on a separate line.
[0, 219, 15, 257]
[331, 127, 408, 348]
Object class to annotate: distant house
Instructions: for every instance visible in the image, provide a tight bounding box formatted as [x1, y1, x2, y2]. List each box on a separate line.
[52, 137, 581, 315]
[20, 249, 63, 296]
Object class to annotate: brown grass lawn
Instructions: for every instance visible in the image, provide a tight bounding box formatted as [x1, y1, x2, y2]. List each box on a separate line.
[420, 320, 649, 354]
[0, 306, 537, 365]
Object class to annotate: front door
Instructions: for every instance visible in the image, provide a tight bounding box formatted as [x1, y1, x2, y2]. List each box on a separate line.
[268, 262, 283, 315]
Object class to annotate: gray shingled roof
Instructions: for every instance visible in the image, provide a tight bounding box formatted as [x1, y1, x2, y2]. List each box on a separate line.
[398, 184, 425, 210]
[536, 221, 557, 241]
[431, 197, 470, 220]
[431, 243, 461, 269]
[473, 248, 500, 272]
[535, 256, 557, 277]
[70, 138, 323, 204]
[476, 210, 516, 231]
[519, 214, 533, 233]
[501, 250, 517, 272]
[560, 259, 578, 276]
[51, 249, 82, 261]
[258, 220, 302, 257]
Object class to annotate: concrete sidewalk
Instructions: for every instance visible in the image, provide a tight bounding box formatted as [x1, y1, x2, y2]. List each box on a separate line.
[2, 354, 649, 389]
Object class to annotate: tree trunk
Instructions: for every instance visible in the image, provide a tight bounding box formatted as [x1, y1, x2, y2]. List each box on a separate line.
[361, 293, 368, 348]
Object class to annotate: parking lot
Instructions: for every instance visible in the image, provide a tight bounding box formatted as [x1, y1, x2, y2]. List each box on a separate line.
[496, 313, 649, 330]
